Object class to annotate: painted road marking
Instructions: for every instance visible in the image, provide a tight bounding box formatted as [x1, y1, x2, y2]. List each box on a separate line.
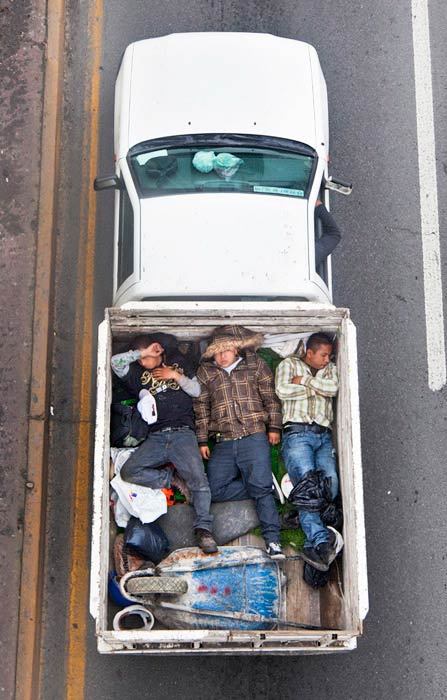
[66, 1, 103, 698]
[411, 0, 446, 391]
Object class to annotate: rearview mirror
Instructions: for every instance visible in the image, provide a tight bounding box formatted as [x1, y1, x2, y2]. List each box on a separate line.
[93, 175, 123, 191]
[324, 176, 352, 196]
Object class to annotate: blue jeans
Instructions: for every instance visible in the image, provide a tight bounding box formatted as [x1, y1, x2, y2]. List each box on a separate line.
[281, 429, 338, 548]
[207, 432, 280, 544]
[120, 427, 213, 531]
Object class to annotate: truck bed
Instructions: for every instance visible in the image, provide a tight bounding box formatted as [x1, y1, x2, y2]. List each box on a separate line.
[90, 302, 368, 654]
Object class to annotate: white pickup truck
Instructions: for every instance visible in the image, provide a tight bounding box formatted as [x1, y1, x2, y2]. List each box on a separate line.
[91, 33, 368, 654]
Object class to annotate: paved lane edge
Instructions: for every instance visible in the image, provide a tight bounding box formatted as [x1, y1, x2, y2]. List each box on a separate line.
[15, 1, 66, 699]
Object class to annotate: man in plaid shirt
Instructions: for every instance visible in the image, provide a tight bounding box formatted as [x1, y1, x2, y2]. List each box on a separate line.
[275, 332, 341, 572]
[194, 325, 285, 559]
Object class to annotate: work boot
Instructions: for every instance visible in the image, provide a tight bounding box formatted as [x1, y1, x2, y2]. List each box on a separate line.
[195, 528, 218, 554]
[170, 470, 191, 504]
[299, 546, 329, 572]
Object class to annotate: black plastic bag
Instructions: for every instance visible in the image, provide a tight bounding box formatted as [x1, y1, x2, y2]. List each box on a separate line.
[288, 469, 332, 512]
[124, 517, 169, 564]
[321, 499, 343, 532]
[110, 403, 149, 448]
[303, 562, 330, 589]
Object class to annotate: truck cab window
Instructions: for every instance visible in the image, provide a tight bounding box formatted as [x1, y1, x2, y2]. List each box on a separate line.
[117, 188, 134, 288]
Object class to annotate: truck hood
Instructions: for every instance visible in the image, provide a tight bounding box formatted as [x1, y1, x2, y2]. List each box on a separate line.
[122, 33, 322, 154]
[138, 194, 310, 297]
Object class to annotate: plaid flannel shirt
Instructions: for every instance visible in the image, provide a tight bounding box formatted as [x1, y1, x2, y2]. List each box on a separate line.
[194, 353, 282, 444]
[275, 356, 338, 428]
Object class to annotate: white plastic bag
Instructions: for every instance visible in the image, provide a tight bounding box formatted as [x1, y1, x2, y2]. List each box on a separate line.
[110, 447, 167, 524]
[110, 474, 167, 524]
[137, 389, 157, 425]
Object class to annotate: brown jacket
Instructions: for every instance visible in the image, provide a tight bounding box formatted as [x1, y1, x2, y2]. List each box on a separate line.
[194, 352, 282, 444]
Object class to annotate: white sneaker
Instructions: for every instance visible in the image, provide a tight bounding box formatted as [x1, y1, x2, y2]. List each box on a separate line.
[266, 542, 286, 560]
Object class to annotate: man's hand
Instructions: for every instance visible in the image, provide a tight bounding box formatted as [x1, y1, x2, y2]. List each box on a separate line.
[140, 342, 164, 359]
[268, 431, 280, 445]
[316, 199, 323, 206]
[291, 376, 303, 385]
[200, 446, 210, 459]
[151, 365, 181, 381]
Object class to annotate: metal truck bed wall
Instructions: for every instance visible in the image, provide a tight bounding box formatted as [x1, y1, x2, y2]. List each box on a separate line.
[90, 302, 368, 654]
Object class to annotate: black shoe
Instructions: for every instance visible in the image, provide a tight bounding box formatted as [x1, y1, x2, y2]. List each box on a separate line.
[315, 530, 337, 567]
[299, 546, 329, 572]
[195, 528, 218, 554]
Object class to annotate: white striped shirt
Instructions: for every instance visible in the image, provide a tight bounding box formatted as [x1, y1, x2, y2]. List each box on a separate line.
[275, 356, 338, 428]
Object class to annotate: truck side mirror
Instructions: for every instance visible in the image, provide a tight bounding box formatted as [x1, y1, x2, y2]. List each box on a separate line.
[324, 176, 352, 196]
[93, 175, 123, 191]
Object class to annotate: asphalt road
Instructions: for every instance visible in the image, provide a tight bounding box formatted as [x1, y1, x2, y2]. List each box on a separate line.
[38, 1, 447, 698]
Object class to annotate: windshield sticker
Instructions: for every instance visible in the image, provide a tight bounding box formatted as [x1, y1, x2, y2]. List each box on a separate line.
[135, 149, 169, 165]
[253, 186, 304, 197]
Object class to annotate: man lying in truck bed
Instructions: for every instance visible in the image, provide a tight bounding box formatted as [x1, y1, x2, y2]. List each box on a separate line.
[111, 332, 218, 554]
[193, 325, 285, 560]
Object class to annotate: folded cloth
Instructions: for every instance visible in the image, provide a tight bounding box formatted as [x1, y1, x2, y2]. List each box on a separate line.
[262, 333, 311, 358]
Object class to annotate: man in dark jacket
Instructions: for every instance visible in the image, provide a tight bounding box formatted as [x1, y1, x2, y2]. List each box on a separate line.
[111, 332, 217, 554]
[194, 326, 284, 559]
[315, 200, 341, 267]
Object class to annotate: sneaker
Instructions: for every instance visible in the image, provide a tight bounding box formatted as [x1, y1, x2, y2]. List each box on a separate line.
[316, 529, 337, 567]
[316, 526, 344, 567]
[266, 542, 286, 560]
[299, 546, 329, 572]
[195, 529, 218, 554]
[170, 470, 191, 504]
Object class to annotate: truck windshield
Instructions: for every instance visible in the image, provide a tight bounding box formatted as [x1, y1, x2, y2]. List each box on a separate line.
[129, 144, 315, 199]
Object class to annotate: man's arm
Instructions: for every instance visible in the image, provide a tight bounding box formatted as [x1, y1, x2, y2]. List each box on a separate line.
[256, 358, 282, 439]
[315, 202, 341, 267]
[111, 350, 141, 378]
[275, 358, 312, 401]
[177, 374, 201, 398]
[299, 363, 339, 397]
[193, 367, 212, 449]
[151, 364, 201, 398]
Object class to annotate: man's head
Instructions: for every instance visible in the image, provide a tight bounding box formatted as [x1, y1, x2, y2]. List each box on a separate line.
[303, 333, 334, 370]
[214, 348, 239, 368]
[133, 334, 164, 370]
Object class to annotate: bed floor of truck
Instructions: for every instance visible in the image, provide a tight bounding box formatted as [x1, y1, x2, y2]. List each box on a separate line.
[108, 533, 344, 632]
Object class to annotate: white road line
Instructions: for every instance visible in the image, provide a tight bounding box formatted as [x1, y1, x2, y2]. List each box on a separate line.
[411, 0, 446, 391]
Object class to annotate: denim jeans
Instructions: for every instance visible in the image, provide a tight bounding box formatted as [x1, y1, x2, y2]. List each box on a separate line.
[207, 432, 280, 544]
[281, 428, 338, 548]
[120, 427, 213, 531]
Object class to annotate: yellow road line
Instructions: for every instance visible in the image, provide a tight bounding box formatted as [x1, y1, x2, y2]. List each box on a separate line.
[66, 1, 104, 698]
[15, 1, 66, 698]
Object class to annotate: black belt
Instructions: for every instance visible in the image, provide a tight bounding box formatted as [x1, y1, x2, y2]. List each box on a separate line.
[154, 426, 191, 434]
[283, 422, 330, 434]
